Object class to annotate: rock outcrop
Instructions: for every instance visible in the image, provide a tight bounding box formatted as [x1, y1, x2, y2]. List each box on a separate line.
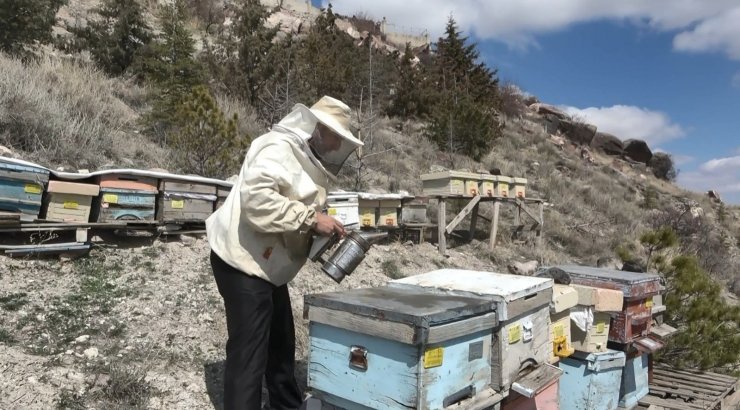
[591, 132, 624, 156]
[623, 139, 653, 164]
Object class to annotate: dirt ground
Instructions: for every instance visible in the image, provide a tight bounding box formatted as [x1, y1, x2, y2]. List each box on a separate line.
[0, 231, 526, 409]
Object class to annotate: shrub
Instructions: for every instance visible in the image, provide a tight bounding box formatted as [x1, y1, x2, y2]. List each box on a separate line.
[649, 152, 677, 181]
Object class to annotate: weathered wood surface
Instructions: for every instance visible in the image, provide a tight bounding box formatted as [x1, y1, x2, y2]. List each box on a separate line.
[307, 306, 417, 345]
[426, 311, 497, 344]
[159, 179, 217, 195]
[438, 198, 446, 255]
[445, 195, 481, 234]
[489, 200, 500, 250]
[639, 364, 739, 410]
[491, 306, 551, 390]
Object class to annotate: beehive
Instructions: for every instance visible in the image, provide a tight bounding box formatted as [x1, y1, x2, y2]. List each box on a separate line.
[305, 286, 500, 410]
[391, 269, 553, 392]
[400, 197, 428, 224]
[479, 174, 497, 197]
[549, 284, 578, 363]
[496, 176, 512, 197]
[502, 364, 562, 410]
[327, 192, 360, 228]
[464, 175, 481, 197]
[159, 179, 217, 223]
[619, 353, 649, 409]
[44, 181, 100, 223]
[421, 171, 478, 196]
[358, 199, 378, 227]
[99, 173, 158, 192]
[0, 160, 49, 218]
[558, 350, 626, 410]
[378, 199, 401, 227]
[98, 188, 156, 222]
[510, 177, 528, 198]
[553, 266, 661, 344]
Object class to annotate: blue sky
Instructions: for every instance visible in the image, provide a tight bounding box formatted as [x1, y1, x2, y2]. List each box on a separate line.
[324, 1, 740, 203]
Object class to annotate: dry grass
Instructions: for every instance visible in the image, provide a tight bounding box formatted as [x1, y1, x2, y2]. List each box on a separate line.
[0, 53, 164, 170]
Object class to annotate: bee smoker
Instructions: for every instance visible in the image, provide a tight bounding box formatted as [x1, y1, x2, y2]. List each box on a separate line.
[309, 231, 387, 283]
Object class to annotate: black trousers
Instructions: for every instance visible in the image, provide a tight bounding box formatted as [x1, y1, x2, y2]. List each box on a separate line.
[211, 251, 303, 410]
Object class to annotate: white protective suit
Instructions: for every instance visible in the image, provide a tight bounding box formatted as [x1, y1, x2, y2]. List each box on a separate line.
[206, 104, 350, 286]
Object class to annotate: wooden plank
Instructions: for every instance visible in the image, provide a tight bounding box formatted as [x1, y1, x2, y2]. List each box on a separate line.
[307, 306, 417, 345]
[489, 200, 500, 251]
[654, 369, 736, 388]
[538, 202, 544, 247]
[426, 311, 497, 344]
[654, 366, 738, 384]
[649, 385, 715, 402]
[160, 180, 217, 195]
[652, 378, 728, 394]
[639, 395, 704, 410]
[515, 198, 541, 224]
[468, 202, 479, 240]
[445, 195, 481, 234]
[0, 168, 49, 183]
[505, 289, 553, 320]
[438, 198, 446, 255]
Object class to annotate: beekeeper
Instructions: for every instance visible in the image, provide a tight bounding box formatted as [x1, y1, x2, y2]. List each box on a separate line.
[206, 96, 363, 410]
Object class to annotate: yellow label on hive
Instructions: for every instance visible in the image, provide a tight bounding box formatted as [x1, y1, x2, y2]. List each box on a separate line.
[102, 194, 118, 204]
[508, 323, 522, 344]
[24, 183, 42, 194]
[645, 297, 653, 308]
[327, 208, 337, 215]
[63, 201, 79, 209]
[451, 180, 463, 186]
[553, 323, 564, 338]
[596, 322, 605, 334]
[171, 200, 184, 209]
[423, 347, 444, 368]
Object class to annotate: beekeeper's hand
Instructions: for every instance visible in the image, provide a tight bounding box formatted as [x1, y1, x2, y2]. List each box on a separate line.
[313, 213, 346, 238]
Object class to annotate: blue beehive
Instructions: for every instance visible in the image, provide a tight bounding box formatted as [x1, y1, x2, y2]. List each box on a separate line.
[0, 159, 49, 218]
[619, 353, 649, 408]
[305, 286, 501, 410]
[558, 349, 626, 410]
[97, 188, 157, 222]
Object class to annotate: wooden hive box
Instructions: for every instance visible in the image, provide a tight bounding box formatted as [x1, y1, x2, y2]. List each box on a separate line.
[558, 350, 626, 410]
[99, 173, 158, 192]
[358, 198, 378, 228]
[44, 180, 100, 223]
[378, 198, 401, 227]
[618, 353, 649, 409]
[420, 171, 479, 196]
[479, 174, 497, 197]
[159, 179, 217, 223]
[304, 285, 500, 410]
[327, 192, 360, 228]
[0, 160, 49, 218]
[549, 285, 578, 363]
[510, 177, 528, 199]
[215, 185, 231, 211]
[502, 364, 563, 410]
[97, 188, 156, 222]
[495, 176, 512, 197]
[569, 310, 611, 353]
[390, 269, 554, 392]
[400, 197, 428, 224]
[552, 266, 661, 344]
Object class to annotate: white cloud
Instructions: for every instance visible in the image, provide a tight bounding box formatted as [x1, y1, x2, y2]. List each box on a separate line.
[678, 155, 740, 204]
[326, 0, 740, 53]
[559, 105, 686, 145]
[673, 8, 740, 60]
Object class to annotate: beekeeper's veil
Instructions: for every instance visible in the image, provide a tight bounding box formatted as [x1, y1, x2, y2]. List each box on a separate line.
[276, 96, 363, 179]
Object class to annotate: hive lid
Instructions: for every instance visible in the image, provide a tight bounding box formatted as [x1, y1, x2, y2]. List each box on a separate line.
[551, 284, 578, 313]
[511, 177, 528, 184]
[304, 285, 496, 327]
[550, 265, 662, 299]
[511, 364, 562, 398]
[390, 269, 552, 303]
[420, 170, 479, 180]
[47, 180, 100, 196]
[571, 349, 626, 365]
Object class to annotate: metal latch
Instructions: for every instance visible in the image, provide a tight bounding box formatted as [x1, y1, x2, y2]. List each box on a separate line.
[349, 345, 368, 371]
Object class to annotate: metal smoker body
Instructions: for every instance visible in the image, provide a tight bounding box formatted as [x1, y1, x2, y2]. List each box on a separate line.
[309, 231, 385, 283]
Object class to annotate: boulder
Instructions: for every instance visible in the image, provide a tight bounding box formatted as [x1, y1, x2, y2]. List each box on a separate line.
[623, 139, 653, 164]
[591, 132, 624, 156]
[507, 260, 539, 276]
[621, 261, 646, 273]
[707, 190, 722, 203]
[558, 119, 597, 145]
[530, 103, 569, 120]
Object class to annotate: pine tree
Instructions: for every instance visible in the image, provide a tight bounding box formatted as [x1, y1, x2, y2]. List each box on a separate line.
[169, 85, 250, 178]
[389, 43, 423, 118]
[134, 0, 204, 133]
[0, 0, 67, 57]
[425, 17, 502, 161]
[72, 0, 151, 76]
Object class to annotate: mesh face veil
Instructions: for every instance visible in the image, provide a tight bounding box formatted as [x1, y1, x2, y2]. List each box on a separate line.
[308, 123, 358, 177]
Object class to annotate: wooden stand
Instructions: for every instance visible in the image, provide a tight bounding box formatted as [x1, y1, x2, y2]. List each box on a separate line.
[434, 195, 545, 255]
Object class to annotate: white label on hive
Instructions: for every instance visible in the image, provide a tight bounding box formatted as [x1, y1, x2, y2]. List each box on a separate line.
[424, 347, 443, 368]
[522, 319, 533, 342]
